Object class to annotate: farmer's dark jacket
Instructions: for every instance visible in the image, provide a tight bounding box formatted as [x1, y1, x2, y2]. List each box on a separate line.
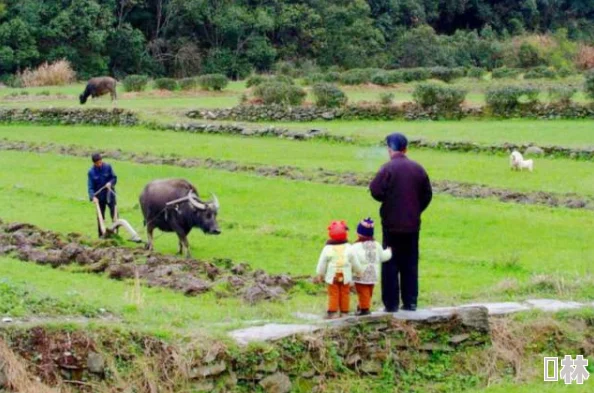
[87, 163, 117, 201]
[369, 152, 432, 233]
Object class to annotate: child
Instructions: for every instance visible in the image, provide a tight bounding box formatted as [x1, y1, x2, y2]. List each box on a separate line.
[351, 218, 392, 316]
[316, 220, 363, 319]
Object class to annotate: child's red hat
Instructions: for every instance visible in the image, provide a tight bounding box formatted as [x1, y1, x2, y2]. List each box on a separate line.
[328, 220, 348, 241]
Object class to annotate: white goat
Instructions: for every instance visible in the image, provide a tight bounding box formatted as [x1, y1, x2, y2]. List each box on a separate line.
[510, 150, 533, 172]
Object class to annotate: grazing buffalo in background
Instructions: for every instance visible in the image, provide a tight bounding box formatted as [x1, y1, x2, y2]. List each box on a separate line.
[79, 76, 117, 105]
[139, 179, 221, 257]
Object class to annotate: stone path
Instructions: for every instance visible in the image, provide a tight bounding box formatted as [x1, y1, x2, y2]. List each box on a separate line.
[229, 299, 594, 345]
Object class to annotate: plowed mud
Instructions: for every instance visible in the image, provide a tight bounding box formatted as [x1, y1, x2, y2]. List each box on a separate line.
[0, 220, 298, 303]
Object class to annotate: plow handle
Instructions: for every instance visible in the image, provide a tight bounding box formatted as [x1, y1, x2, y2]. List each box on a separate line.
[95, 200, 107, 236]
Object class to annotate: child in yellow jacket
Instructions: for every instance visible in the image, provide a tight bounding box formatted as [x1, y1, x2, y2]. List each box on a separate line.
[316, 220, 363, 319]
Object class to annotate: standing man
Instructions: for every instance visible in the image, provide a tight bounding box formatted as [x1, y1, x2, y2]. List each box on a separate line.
[88, 153, 118, 237]
[369, 133, 432, 312]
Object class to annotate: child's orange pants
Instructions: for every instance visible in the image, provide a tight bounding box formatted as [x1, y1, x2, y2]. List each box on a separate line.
[355, 283, 374, 310]
[327, 273, 350, 313]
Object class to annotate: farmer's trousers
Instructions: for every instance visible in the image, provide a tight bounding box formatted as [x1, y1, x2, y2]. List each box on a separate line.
[381, 231, 420, 311]
[97, 198, 116, 237]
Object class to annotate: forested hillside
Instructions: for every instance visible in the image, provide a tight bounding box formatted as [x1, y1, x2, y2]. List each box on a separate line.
[0, 0, 593, 78]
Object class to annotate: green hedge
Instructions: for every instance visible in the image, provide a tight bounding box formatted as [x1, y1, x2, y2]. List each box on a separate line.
[524, 66, 557, 79]
[312, 83, 348, 108]
[179, 78, 198, 91]
[198, 74, 229, 91]
[252, 83, 306, 106]
[413, 83, 467, 117]
[122, 75, 149, 92]
[491, 67, 521, 79]
[486, 85, 540, 115]
[154, 78, 179, 91]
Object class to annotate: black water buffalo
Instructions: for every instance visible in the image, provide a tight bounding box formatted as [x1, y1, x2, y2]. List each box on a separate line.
[80, 76, 117, 104]
[139, 179, 221, 257]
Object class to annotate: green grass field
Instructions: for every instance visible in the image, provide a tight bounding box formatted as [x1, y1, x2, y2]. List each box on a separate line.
[1, 86, 593, 391]
[254, 119, 594, 147]
[1, 151, 592, 303]
[0, 75, 588, 115]
[1, 125, 593, 196]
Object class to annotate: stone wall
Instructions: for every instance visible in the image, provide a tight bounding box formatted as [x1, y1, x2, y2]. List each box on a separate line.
[187, 102, 594, 122]
[0, 308, 491, 392]
[0, 108, 139, 126]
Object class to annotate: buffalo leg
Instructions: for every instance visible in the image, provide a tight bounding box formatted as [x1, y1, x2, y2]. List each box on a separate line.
[176, 233, 191, 258]
[146, 224, 155, 251]
[177, 239, 183, 255]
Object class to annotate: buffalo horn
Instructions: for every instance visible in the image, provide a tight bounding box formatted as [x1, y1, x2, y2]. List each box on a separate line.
[210, 193, 220, 211]
[189, 194, 206, 210]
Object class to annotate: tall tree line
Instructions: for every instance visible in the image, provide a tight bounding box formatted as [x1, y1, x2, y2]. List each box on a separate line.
[0, 0, 592, 78]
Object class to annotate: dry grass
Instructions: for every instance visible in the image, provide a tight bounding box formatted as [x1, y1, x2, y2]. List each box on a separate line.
[0, 338, 58, 393]
[576, 45, 594, 70]
[20, 60, 76, 87]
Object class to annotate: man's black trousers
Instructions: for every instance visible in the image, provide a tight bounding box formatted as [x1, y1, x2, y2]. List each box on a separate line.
[381, 231, 420, 311]
[97, 198, 116, 237]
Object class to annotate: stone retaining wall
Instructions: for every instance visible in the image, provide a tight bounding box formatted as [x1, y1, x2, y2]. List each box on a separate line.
[0, 108, 139, 126]
[187, 102, 594, 122]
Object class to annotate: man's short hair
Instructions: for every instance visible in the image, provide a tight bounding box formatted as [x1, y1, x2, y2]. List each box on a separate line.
[91, 153, 102, 163]
[386, 132, 408, 152]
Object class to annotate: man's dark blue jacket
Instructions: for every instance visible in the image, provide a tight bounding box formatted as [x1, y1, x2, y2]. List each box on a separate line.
[88, 163, 117, 202]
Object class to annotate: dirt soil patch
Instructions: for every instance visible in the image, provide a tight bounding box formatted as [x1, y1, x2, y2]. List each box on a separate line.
[0, 220, 300, 303]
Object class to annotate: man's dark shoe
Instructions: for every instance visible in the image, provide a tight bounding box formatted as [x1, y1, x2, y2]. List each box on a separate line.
[383, 307, 398, 313]
[325, 311, 340, 320]
[356, 309, 371, 316]
[402, 305, 417, 311]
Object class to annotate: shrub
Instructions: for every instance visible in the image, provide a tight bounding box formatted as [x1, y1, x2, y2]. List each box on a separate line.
[428, 67, 464, 83]
[371, 72, 392, 86]
[585, 71, 594, 100]
[154, 78, 179, 91]
[386, 70, 404, 84]
[252, 82, 306, 106]
[400, 68, 431, 82]
[413, 83, 467, 114]
[312, 83, 348, 108]
[524, 66, 557, 79]
[246, 75, 268, 88]
[275, 61, 299, 77]
[339, 68, 381, 85]
[486, 85, 541, 115]
[0, 74, 23, 88]
[303, 73, 325, 85]
[20, 59, 76, 87]
[491, 67, 521, 79]
[340, 69, 370, 85]
[198, 74, 229, 91]
[324, 72, 341, 83]
[272, 75, 294, 85]
[123, 75, 149, 92]
[379, 92, 395, 105]
[179, 78, 198, 91]
[468, 67, 487, 79]
[557, 66, 574, 78]
[37, 90, 51, 96]
[548, 86, 577, 104]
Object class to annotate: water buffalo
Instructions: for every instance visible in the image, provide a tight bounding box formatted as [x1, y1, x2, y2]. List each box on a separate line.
[79, 76, 117, 105]
[139, 179, 221, 257]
